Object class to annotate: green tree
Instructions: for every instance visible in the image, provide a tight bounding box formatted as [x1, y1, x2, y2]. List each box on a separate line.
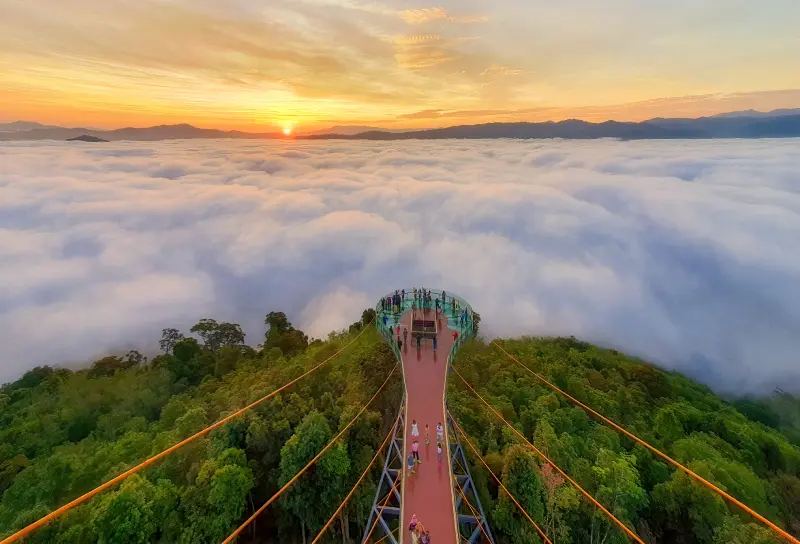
[279, 412, 350, 541]
[89, 475, 156, 544]
[190, 319, 245, 352]
[264, 311, 308, 357]
[492, 445, 547, 543]
[159, 328, 184, 353]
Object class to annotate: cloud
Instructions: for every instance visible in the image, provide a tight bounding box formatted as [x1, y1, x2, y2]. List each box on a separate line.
[480, 64, 524, 76]
[398, 8, 487, 25]
[2, 138, 800, 395]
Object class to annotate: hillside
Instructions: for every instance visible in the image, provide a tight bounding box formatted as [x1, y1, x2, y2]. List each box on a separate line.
[2, 315, 799, 542]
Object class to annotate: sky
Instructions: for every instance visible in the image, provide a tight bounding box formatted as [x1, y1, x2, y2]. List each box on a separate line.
[2, 138, 800, 394]
[1, 0, 800, 131]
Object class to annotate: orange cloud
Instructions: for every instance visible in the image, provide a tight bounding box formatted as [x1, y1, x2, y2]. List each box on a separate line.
[481, 64, 524, 76]
[398, 8, 487, 25]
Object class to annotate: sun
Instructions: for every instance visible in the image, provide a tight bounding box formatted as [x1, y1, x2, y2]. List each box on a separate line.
[283, 127, 292, 135]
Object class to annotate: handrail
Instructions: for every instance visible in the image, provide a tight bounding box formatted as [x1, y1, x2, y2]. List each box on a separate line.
[374, 288, 476, 318]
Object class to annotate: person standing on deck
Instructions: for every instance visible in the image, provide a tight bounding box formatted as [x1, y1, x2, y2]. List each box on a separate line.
[407, 454, 416, 478]
[402, 288, 405, 301]
[382, 314, 388, 328]
[416, 335, 421, 350]
[403, 327, 408, 345]
[411, 420, 419, 440]
[412, 440, 421, 463]
[397, 336, 402, 352]
[425, 423, 430, 445]
[436, 422, 444, 444]
[442, 290, 447, 306]
[452, 330, 458, 344]
[437, 442, 443, 464]
[432, 335, 437, 353]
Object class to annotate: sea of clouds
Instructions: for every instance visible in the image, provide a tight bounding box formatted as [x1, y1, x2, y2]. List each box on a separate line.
[2, 137, 800, 393]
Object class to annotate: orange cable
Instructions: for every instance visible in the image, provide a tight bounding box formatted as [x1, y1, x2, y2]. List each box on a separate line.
[450, 417, 552, 544]
[362, 476, 400, 543]
[451, 366, 644, 544]
[0, 316, 376, 544]
[373, 527, 398, 544]
[486, 336, 800, 544]
[453, 474, 493, 544]
[312, 413, 401, 544]
[221, 362, 398, 544]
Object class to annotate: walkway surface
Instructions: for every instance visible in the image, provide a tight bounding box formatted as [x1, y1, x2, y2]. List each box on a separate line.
[399, 307, 458, 544]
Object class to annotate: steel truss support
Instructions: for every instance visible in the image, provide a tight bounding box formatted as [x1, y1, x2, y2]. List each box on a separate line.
[448, 415, 495, 543]
[363, 405, 405, 544]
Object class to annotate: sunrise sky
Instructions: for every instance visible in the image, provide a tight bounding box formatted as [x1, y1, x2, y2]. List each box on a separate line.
[2, 0, 800, 132]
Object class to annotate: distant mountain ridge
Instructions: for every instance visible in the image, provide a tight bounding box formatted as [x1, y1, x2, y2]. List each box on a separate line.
[2, 108, 800, 142]
[711, 108, 800, 118]
[307, 125, 410, 135]
[306, 114, 800, 141]
[0, 121, 64, 132]
[0, 123, 281, 142]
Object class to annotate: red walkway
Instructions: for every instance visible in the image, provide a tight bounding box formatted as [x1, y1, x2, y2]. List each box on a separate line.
[399, 308, 458, 544]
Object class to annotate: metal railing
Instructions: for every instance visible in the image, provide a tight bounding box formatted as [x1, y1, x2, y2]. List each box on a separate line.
[375, 288, 476, 333]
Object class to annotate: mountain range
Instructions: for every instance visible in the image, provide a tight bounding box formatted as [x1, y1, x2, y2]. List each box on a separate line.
[2, 108, 800, 142]
[0, 123, 281, 141]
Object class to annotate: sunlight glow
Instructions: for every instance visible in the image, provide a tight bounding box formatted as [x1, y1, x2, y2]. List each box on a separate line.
[283, 127, 292, 135]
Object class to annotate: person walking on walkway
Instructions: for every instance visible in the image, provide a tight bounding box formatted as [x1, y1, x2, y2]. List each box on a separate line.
[411, 420, 419, 440]
[407, 453, 416, 478]
[436, 422, 444, 444]
[397, 336, 402, 352]
[415, 523, 427, 544]
[416, 335, 421, 350]
[412, 440, 421, 464]
[403, 327, 408, 344]
[382, 314, 388, 328]
[432, 335, 437, 353]
[437, 442, 443, 465]
[452, 330, 458, 343]
[425, 423, 430, 445]
[420, 529, 431, 544]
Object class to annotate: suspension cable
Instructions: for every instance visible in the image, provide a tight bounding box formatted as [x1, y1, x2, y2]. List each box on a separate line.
[453, 475, 493, 544]
[362, 476, 400, 543]
[221, 361, 399, 544]
[0, 316, 376, 544]
[451, 366, 644, 544]
[311, 413, 401, 544]
[485, 335, 800, 544]
[374, 527, 398, 544]
[450, 417, 552, 544]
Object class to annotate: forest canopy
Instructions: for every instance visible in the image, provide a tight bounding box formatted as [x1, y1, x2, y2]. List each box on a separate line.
[1, 312, 800, 543]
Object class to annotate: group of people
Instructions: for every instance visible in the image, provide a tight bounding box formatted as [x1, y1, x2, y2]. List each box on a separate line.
[412, 288, 440, 313]
[381, 290, 406, 314]
[406, 421, 445, 543]
[407, 420, 445, 476]
[408, 514, 431, 544]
